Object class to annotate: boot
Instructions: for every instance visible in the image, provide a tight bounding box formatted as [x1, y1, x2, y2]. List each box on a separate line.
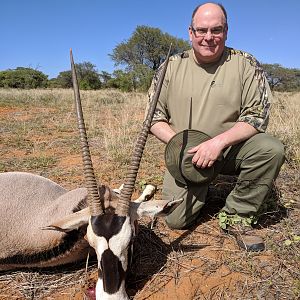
[225, 224, 265, 252]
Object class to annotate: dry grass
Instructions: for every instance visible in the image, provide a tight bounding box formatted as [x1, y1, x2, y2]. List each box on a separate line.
[0, 88, 299, 299]
[269, 91, 300, 168]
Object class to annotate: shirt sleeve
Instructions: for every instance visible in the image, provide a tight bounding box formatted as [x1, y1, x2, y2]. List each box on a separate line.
[238, 53, 272, 132]
[145, 60, 170, 126]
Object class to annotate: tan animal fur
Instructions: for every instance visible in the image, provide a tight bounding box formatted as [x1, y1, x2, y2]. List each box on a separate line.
[0, 171, 173, 271]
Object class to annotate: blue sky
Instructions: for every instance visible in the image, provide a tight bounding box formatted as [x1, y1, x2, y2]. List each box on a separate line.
[1, 0, 299, 79]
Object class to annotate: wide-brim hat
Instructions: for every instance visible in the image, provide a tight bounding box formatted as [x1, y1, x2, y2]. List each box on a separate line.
[165, 129, 222, 184]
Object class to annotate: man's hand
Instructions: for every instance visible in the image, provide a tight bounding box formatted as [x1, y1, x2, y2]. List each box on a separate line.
[187, 122, 258, 169]
[188, 138, 224, 169]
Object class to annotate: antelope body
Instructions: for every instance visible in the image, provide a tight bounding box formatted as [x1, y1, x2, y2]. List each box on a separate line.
[0, 171, 89, 270]
[0, 171, 177, 272]
[0, 48, 173, 299]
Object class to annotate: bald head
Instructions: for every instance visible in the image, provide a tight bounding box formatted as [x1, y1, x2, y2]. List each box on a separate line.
[191, 2, 228, 29]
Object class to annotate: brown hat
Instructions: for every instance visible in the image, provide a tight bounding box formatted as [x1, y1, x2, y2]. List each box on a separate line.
[165, 129, 222, 184]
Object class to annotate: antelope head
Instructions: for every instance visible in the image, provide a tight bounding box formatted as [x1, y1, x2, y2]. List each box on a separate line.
[66, 48, 174, 299]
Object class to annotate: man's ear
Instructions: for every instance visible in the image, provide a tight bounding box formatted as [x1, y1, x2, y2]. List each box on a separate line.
[188, 26, 194, 41]
[41, 207, 90, 232]
[224, 24, 228, 41]
[133, 198, 183, 219]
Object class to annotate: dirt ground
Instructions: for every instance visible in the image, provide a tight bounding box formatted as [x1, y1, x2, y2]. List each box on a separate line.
[0, 89, 299, 299]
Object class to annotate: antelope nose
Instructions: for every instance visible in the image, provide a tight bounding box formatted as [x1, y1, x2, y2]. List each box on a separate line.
[85, 286, 96, 300]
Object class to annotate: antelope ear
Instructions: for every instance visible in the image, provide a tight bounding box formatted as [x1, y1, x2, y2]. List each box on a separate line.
[133, 184, 156, 203]
[41, 207, 90, 232]
[134, 198, 183, 219]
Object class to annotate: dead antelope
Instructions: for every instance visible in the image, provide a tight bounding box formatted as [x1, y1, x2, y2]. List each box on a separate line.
[0, 48, 178, 299]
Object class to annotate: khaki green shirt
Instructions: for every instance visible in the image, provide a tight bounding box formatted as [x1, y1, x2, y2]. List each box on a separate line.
[147, 47, 271, 137]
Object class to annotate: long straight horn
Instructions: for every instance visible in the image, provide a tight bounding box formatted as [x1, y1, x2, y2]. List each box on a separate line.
[116, 44, 172, 216]
[70, 49, 103, 216]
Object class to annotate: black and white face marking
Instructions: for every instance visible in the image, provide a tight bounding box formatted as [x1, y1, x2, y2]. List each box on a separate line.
[86, 213, 132, 300]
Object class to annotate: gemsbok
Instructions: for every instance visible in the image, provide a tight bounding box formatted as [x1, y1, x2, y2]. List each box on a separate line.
[0, 47, 181, 299]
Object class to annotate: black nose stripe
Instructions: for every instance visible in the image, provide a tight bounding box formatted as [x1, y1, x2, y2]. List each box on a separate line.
[91, 214, 126, 240]
[100, 249, 126, 294]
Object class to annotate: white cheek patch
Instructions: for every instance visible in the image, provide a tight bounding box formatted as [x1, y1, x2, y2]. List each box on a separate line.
[109, 216, 132, 270]
[94, 237, 109, 264]
[86, 222, 108, 264]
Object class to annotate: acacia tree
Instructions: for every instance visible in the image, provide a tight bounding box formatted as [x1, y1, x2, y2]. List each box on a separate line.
[111, 25, 189, 70]
[110, 25, 190, 91]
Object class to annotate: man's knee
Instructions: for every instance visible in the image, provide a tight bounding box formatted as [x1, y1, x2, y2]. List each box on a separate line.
[165, 197, 205, 230]
[253, 134, 285, 164]
[165, 215, 187, 230]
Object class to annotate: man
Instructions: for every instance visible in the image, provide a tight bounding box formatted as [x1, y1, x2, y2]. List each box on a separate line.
[147, 2, 285, 251]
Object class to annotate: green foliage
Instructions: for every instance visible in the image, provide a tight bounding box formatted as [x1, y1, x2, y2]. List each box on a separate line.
[109, 25, 190, 91]
[76, 62, 101, 90]
[101, 66, 154, 92]
[218, 211, 258, 229]
[284, 235, 300, 246]
[104, 66, 152, 92]
[52, 62, 101, 90]
[138, 179, 147, 191]
[0, 67, 48, 89]
[52, 70, 73, 88]
[131, 64, 154, 92]
[262, 63, 300, 92]
[107, 70, 134, 92]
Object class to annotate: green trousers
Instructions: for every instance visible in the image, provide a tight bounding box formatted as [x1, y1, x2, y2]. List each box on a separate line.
[163, 133, 285, 229]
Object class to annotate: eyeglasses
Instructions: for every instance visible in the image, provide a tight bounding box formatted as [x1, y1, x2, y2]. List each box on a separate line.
[191, 26, 225, 38]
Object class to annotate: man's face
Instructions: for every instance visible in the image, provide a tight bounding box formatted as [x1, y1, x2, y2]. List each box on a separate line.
[189, 4, 227, 64]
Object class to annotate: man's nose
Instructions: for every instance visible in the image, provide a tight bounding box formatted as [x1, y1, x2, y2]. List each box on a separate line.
[204, 31, 213, 40]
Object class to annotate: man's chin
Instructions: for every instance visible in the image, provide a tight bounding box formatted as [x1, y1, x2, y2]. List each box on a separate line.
[200, 47, 217, 54]
[199, 52, 218, 62]
[193, 47, 223, 64]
